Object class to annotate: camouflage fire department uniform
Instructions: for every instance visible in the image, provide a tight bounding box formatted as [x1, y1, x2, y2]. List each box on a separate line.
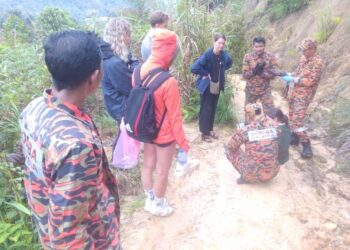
[242, 51, 280, 115]
[225, 115, 281, 182]
[289, 39, 324, 143]
[20, 89, 121, 250]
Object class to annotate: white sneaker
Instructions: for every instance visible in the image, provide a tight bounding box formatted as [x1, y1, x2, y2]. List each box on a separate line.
[149, 198, 174, 217]
[144, 196, 153, 212]
[175, 158, 199, 177]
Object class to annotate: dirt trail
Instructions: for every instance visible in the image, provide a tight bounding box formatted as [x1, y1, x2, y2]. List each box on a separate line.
[120, 76, 350, 249]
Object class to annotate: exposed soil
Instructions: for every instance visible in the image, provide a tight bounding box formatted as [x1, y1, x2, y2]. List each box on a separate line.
[118, 76, 350, 249]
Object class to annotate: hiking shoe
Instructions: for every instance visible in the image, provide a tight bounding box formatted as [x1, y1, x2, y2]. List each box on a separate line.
[144, 196, 154, 212]
[301, 141, 313, 159]
[149, 198, 174, 217]
[201, 134, 212, 143]
[236, 176, 249, 185]
[175, 159, 199, 177]
[290, 132, 300, 146]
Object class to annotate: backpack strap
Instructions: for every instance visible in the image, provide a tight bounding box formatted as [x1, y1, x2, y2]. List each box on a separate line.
[134, 64, 165, 87]
[147, 70, 172, 133]
[134, 64, 142, 87]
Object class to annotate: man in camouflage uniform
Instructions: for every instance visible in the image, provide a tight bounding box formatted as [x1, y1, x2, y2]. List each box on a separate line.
[225, 104, 281, 184]
[288, 38, 324, 159]
[242, 36, 285, 121]
[20, 31, 121, 249]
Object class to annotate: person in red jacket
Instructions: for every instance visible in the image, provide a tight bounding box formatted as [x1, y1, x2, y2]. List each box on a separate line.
[133, 29, 189, 217]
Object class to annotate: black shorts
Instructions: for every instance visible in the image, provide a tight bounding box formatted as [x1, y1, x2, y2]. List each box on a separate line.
[152, 141, 175, 148]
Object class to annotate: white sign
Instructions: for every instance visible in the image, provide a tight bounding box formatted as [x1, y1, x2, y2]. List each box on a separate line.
[248, 127, 277, 141]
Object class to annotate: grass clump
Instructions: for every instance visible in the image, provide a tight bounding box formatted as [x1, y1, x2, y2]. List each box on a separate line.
[315, 10, 341, 44]
[330, 96, 350, 176]
[267, 0, 310, 21]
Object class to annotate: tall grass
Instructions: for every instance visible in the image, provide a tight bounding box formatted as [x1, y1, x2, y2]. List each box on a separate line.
[315, 10, 341, 44]
[267, 0, 310, 21]
[330, 96, 350, 175]
[170, 0, 246, 123]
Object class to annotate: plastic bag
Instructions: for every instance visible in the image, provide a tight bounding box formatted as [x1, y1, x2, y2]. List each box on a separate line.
[112, 119, 141, 169]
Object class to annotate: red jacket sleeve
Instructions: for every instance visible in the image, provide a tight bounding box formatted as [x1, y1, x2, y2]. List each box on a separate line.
[163, 78, 190, 152]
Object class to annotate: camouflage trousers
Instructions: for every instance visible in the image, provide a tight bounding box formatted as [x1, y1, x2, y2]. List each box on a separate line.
[245, 87, 274, 120]
[289, 87, 316, 143]
[225, 148, 280, 182]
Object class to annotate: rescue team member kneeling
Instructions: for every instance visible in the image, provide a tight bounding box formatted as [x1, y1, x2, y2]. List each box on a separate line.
[224, 104, 281, 184]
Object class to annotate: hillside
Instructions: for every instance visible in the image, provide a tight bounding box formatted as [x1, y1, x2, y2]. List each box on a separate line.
[0, 0, 133, 19]
[244, 0, 350, 172]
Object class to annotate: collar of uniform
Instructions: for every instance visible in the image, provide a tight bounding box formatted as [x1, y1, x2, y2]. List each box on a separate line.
[43, 89, 92, 124]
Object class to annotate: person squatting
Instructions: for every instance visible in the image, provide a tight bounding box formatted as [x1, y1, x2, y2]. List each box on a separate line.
[19, 10, 324, 249]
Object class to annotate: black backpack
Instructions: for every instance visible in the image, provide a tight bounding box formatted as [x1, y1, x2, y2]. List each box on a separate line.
[124, 65, 171, 143]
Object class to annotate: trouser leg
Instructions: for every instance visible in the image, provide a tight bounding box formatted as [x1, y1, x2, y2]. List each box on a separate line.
[199, 87, 219, 135]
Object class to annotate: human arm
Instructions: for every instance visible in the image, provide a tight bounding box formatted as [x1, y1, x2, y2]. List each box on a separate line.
[48, 142, 98, 249]
[260, 54, 279, 80]
[297, 58, 324, 87]
[224, 52, 233, 70]
[163, 78, 190, 152]
[191, 52, 210, 77]
[242, 54, 255, 80]
[225, 129, 245, 153]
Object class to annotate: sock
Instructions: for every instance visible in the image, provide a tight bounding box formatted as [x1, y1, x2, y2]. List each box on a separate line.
[144, 189, 154, 200]
[154, 196, 164, 206]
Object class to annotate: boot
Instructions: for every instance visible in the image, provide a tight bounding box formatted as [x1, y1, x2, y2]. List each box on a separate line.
[301, 141, 313, 159]
[290, 132, 300, 146]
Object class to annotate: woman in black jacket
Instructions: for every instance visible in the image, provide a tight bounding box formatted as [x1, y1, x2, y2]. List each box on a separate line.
[100, 18, 139, 124]
[191, 33, 232, 142]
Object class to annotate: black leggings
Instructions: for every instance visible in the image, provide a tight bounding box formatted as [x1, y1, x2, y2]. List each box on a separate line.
[199, 87, 220, 135]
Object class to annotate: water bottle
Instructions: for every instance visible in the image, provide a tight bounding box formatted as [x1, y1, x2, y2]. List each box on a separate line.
[177, 148, 187, 166]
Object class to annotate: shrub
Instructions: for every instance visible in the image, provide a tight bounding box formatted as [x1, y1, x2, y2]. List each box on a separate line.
[0, 159, 41, 249]
[0, 44, 49, 152]
[172, 0, 247, 120]
[2, 15, 31, 46]
[267, 0, 310, 21]
[36, 7, 78, 39]
[315, 10, 341, 44]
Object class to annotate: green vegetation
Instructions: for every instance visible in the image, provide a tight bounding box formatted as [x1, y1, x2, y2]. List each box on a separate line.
[315, 10, 341, 44]
[36, 7, 79, 38]
[267, 0, 310, 21]
[0, 159, 41, 249]
[330, 96, 350, 175]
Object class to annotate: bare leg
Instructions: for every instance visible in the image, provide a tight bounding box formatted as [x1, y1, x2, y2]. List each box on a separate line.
[153, 143, 176, 198]
[142, 143, 156, 190]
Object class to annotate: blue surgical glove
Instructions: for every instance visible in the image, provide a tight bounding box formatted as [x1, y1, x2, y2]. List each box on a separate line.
[177, 148, 187, 165]
[281, 74, 293, 84]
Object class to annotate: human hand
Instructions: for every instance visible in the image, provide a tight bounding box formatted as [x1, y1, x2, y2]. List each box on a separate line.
[252, 62, 266, 75]
[281, 74, 293, 84]
[203, 75, 211, 80]
[293, 77, 301, 84]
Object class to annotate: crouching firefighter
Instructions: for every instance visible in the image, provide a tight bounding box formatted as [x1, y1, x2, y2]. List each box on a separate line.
[224, 103, 281, 184]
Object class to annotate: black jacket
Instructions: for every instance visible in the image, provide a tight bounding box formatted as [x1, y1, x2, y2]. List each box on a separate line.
[100, 40, 139, 122]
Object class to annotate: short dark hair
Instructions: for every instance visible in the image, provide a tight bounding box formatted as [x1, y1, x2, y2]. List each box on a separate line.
[267, 107, 289, 125]
[213, 33, 226, 42]
[253, 36, 266, 45]
[44, 30, 101, 91]
[150, 11, 168, 27]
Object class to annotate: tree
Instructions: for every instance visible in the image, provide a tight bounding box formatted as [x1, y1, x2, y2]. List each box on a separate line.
[37, 7, 78, 38]
[2, 15, 30, 46]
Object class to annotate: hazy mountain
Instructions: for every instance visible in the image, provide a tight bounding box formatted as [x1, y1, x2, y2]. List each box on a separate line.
[0, 0, 135, 20]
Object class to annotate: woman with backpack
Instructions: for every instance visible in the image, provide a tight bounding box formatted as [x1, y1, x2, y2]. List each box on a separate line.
[191, 33, 232, 142]
[132, 29, 189, 217]
[100, 18, 139, 124]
